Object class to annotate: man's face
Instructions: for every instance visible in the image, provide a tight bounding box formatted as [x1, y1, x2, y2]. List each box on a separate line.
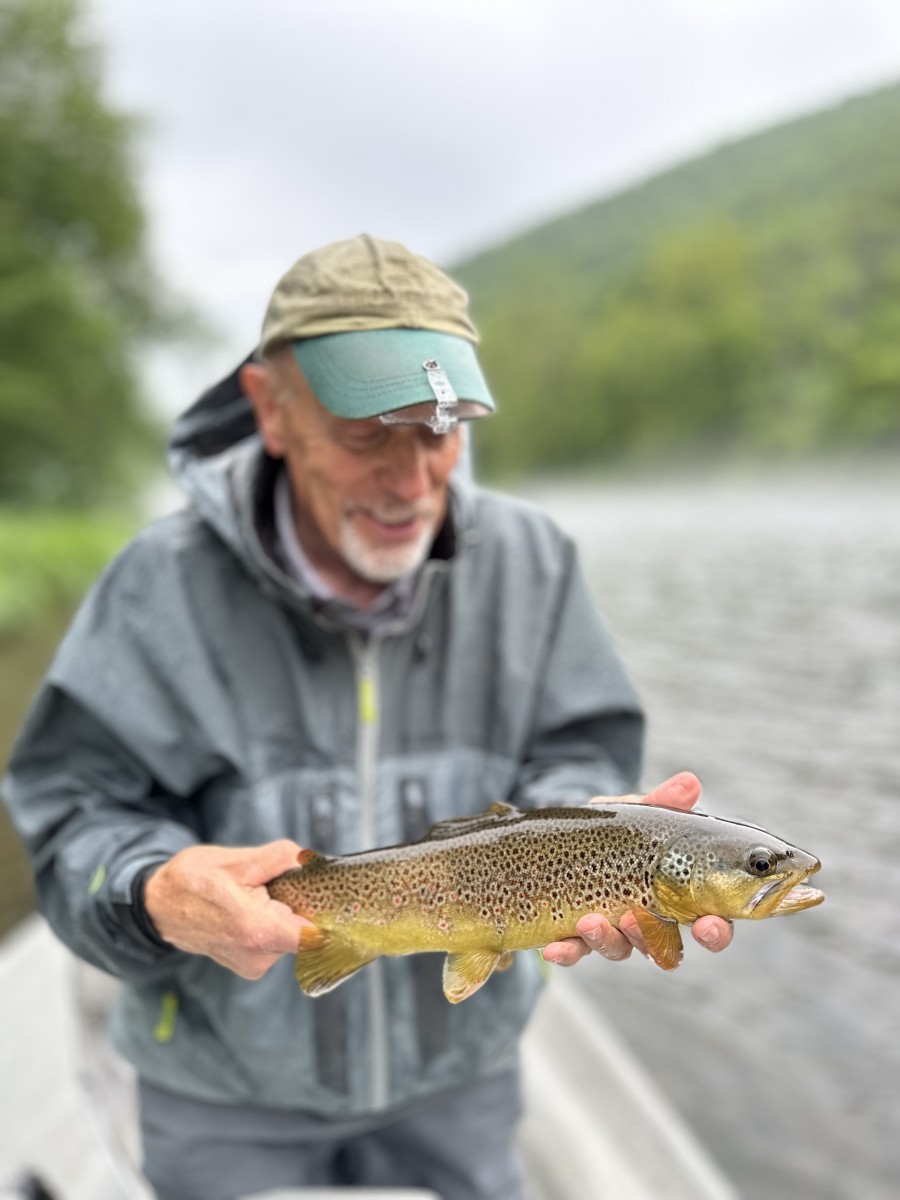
[242, 354, 462, 603]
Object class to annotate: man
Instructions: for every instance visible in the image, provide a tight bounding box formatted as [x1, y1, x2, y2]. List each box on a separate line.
[3, 235, 732, 1199]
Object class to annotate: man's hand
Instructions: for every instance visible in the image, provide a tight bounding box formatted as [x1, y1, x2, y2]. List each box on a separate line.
[144, 841, 316, 980]
[541, 772, 734, 968]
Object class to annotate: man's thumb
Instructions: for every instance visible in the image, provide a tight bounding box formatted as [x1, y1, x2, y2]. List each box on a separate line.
[233, 839, 306, 885]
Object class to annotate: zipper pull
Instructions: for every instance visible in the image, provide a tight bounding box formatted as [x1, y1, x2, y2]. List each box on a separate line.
[358, 666, 377, 727]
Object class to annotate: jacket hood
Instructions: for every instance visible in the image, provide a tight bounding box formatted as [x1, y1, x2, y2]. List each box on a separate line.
[166, 356, 469, 593]
[166, 356, 266, 563]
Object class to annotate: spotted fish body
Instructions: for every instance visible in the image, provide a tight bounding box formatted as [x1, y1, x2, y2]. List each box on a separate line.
[267, 801, 823, 1003]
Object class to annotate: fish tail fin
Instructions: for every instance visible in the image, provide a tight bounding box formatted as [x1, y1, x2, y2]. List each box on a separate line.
[294, 930, 378, 997]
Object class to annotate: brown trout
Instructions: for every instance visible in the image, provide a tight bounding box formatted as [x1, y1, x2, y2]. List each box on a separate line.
[267, 801, 823, 1003]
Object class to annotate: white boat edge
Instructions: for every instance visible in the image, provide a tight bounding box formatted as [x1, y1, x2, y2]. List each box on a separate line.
[0, 914, 737, 1200]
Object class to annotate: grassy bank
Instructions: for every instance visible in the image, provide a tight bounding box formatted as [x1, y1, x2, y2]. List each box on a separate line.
[0, 511, 133, 939]
[0, 512, 131, 637]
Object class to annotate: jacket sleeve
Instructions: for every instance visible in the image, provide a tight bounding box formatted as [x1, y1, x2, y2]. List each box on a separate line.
[2, 527, 238, 983]
[510, 540, 645, 807]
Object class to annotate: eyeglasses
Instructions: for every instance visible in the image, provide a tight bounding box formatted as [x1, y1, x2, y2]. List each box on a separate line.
[378, 360, 491, 434]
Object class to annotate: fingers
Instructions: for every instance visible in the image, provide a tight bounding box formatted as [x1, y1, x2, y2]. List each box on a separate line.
[542, 909, 735, 971]
[541, 937, 593, 967]
[255, 900, 319, 959]
[587, 772, 702, 811]
[642, 771, 702, 811]
[691, 915, 734, 952]
[542, 913, 639, 967]
[229, 839, 307, 885]
[143, 842, 313, 976]
[223, 910, 322, 980]
[222, 947, 287, 981]
[579, 912, 644, 958]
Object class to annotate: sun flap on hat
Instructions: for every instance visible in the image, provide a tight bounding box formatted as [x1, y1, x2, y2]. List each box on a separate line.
[292, 329, 495, 421]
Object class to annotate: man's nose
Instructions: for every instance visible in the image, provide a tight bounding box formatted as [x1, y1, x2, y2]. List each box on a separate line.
[378, 432, 432, 500]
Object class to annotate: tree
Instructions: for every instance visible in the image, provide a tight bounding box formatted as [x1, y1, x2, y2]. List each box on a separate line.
[0, 0, 179, 506]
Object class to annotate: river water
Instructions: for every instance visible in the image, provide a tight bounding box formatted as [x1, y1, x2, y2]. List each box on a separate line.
[2, 473, 897, 1196]
[525, 473, 900, 1200]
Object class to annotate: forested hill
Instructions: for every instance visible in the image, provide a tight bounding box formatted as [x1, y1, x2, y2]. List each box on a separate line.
[453, 82, 900, 477]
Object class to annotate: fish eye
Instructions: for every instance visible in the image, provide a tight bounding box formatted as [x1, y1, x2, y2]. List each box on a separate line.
[748, 847, 777, 876]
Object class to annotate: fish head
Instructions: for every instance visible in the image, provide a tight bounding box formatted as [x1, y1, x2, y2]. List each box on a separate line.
[652, 818, 824, 923]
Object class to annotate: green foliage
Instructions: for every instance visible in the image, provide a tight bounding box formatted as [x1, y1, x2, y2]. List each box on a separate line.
[0, 510, 111, 934]
[0, 510, 135, 941]
[457, 84, 900, 476]
[0, 509, 130, 637]
[0, 0, 176, 506]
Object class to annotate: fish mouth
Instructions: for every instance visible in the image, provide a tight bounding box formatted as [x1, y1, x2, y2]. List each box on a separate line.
[747, 861, 824, 918]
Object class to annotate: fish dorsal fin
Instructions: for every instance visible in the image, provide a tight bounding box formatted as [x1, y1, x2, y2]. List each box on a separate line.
[423, 802, 520, 842]
[443, 950, 502, 1003]
[631, 910, 684, 971]
[293, 930, 378, 997]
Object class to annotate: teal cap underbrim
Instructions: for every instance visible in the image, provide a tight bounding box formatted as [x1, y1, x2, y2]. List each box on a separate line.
[291, 329, 496, 420]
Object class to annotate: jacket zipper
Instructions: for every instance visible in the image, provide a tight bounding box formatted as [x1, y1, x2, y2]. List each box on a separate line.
[350, 633, 389, 1109]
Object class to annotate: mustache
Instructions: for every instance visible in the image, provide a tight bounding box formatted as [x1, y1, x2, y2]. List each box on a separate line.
[345, 501, 436, 524]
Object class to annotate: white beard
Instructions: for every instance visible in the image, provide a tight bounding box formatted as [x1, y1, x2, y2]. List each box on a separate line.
[338, 512, 436, 584]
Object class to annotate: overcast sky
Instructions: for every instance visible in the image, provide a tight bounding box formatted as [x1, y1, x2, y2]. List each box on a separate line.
[87, 0, 900, 412]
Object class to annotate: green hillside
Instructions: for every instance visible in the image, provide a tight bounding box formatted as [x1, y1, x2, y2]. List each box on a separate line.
[454, 82, 900, 476]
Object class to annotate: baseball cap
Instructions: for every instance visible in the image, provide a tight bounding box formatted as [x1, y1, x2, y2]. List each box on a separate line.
[258, 234, 495, 429]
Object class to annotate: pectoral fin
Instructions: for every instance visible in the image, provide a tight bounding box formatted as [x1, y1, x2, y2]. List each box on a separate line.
[443, 950, 502, 1003]
[632, 909, 684, 971]
[293, 930, 378, 997]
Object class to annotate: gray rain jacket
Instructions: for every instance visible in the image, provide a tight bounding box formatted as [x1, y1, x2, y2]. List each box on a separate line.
[3, 362, 644, 1115]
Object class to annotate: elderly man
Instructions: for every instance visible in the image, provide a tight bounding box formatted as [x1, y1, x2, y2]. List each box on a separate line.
[3, 235, 731, 1200]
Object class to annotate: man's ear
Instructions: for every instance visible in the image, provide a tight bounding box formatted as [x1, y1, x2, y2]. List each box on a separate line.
[240, 361, 286, 457]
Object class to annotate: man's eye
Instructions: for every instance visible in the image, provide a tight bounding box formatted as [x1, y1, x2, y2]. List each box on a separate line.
[417, 428, 445, 450]
[339, 429, 390, 451]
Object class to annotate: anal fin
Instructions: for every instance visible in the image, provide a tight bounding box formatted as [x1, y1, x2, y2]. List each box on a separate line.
[443, 950, 502, 1003]
[294, 930, 378, 997]
[632, 909, 684, 971]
